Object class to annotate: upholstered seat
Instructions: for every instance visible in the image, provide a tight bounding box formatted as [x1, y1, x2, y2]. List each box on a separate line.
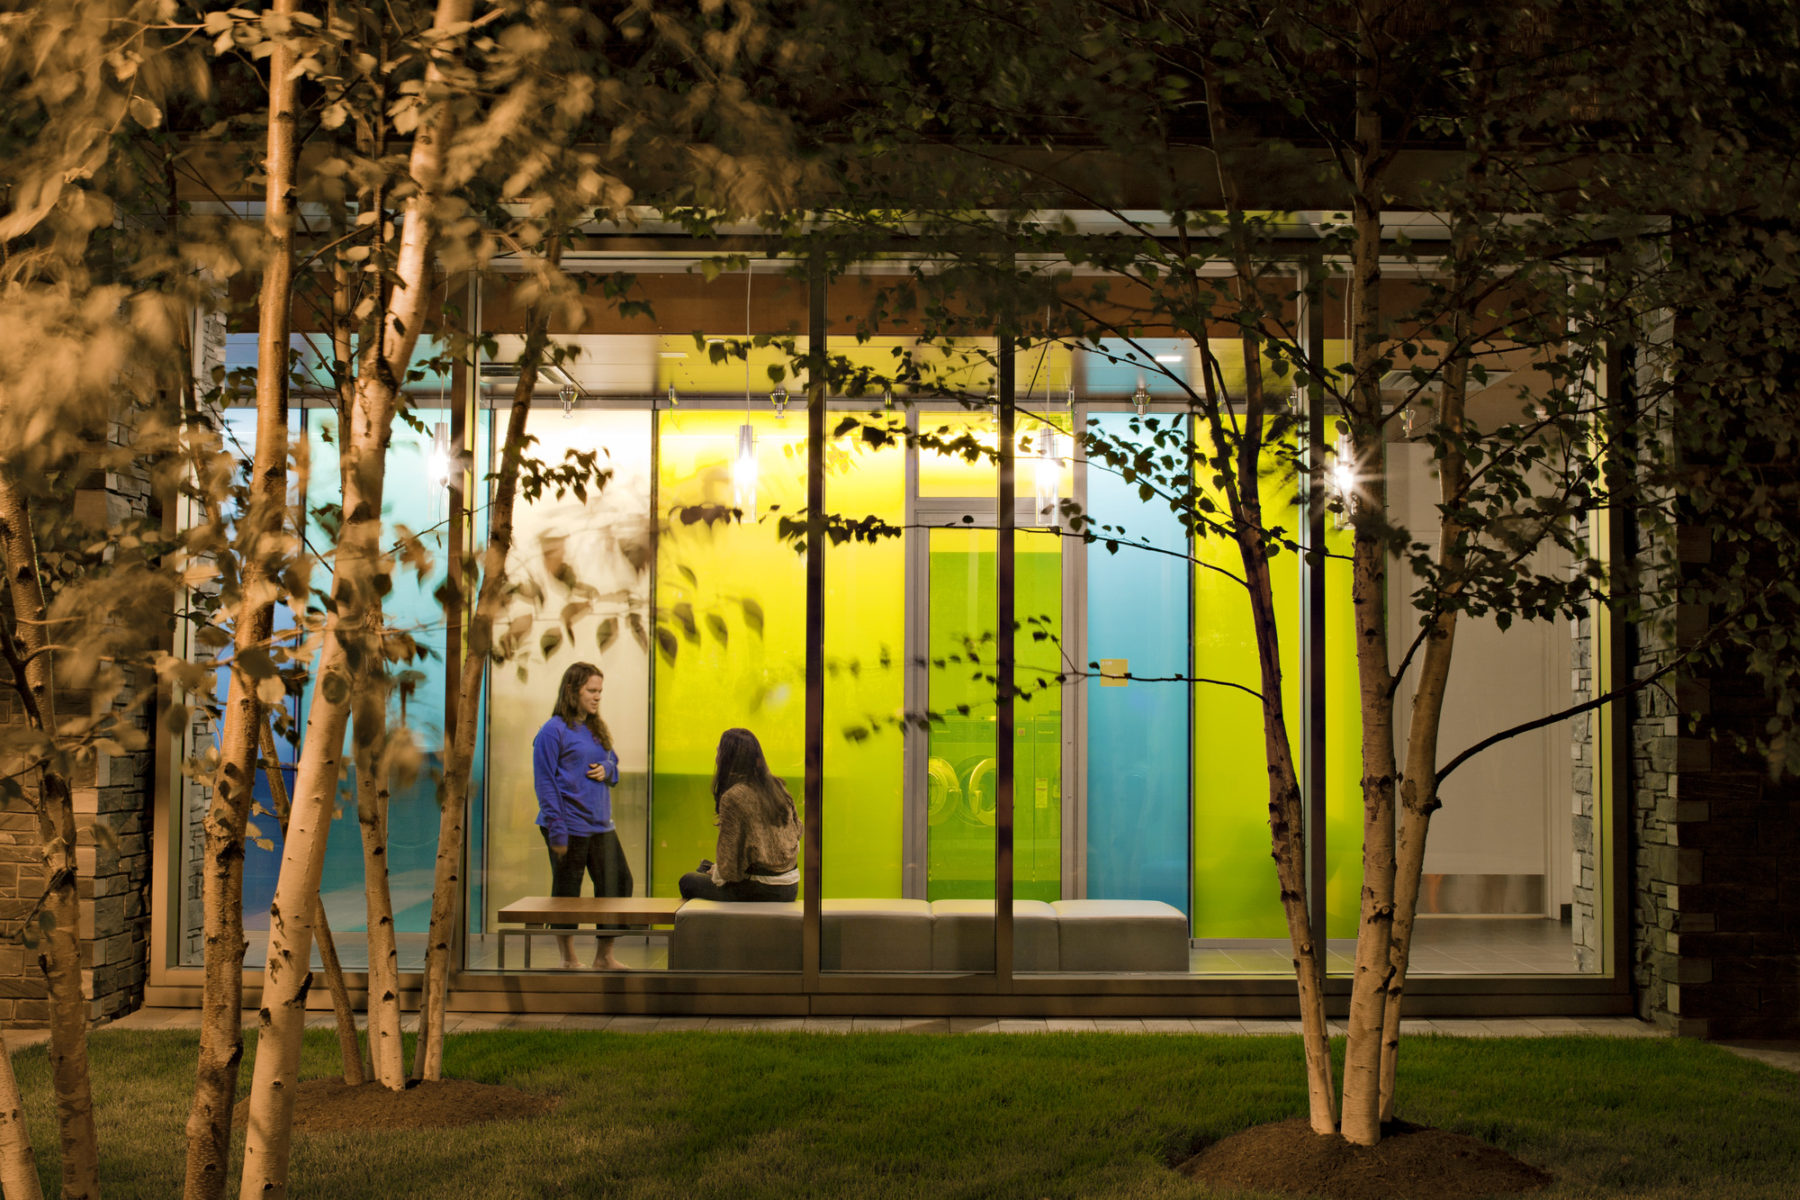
[1049, 899, 1190, 972]
[822, 898, 935, 971]
[928, 899, 1060, 971]
[668, 899, 801, 972]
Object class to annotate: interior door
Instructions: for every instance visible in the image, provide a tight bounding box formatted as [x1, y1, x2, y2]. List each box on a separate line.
[920, 523, 1064, 901]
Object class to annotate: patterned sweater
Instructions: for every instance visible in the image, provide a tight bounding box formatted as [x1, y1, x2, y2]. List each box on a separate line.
[710, 781, 801, 885]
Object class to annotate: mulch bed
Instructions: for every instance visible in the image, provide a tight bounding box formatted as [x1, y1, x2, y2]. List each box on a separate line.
[1176, 1118, 1553, 1200]
[233, 1078, 558, 1132]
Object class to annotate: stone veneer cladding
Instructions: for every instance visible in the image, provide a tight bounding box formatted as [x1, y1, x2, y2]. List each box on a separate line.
[0, 433, 157, 1027]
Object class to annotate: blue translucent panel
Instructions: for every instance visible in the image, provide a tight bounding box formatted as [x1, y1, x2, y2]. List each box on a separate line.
[1079, 338, 1193, 397]
[1083, 412, 1190, 917]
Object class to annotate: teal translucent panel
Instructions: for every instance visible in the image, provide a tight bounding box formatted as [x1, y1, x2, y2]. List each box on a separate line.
[237, 406, 451, 970]
[1083, 413, 1190, 917]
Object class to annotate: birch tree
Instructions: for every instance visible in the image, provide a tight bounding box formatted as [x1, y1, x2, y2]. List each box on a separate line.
[802, 0, 1800, 1148]
[240, 0, 475, 1190]
[0, 3, 198, 1194]
[182, 0, 306, 1187]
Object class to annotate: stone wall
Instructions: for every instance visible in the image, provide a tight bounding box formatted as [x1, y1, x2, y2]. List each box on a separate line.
[1630, 521, 1800, 1039]
[1569, 608, 1601, 972]
[0, 442, 157, 1027]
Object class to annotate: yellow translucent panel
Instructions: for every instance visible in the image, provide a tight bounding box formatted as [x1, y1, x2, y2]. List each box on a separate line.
[1192, 424, 1301, 940]
[656, 335, 809, 396]
[481, 410, 654, 922]
[652, 409, 906, 901]
[917, 410, 1076, 498]
[912, 338, 997, 396]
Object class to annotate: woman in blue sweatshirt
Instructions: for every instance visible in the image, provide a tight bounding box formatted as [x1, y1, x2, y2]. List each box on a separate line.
[533, 661, 631, 969]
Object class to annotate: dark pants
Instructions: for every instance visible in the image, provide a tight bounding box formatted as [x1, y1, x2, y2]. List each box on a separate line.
[544, 828, 633, 930]
[678, 872, 797, 903]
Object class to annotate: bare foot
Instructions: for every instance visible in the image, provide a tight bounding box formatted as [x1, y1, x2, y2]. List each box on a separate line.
[561, 959, 585, 971]
[589, 957, 627, 971]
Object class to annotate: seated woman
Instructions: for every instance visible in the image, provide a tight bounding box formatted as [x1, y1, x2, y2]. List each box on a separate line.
[679, 728, 800, 903]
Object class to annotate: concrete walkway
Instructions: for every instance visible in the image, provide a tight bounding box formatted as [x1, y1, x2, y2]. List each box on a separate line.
[20, 1007, 1669, 1043]
[13, 1009, 1795, 1072]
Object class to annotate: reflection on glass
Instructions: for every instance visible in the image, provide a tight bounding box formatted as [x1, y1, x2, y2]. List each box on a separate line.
[1191, 420, 1300, 941]
[1376, 440, 1589, 975]
[925, 528, 1062, 901]
[917, 409, 1074, 501]
[231, 407, 449, 971]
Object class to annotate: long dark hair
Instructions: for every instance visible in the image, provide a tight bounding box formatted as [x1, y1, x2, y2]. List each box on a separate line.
[552, 661, 614, 751]
[710, 727, 795, 825]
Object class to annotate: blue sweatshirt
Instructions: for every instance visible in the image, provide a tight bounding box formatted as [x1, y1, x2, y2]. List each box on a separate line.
[532, 717, 620, 847]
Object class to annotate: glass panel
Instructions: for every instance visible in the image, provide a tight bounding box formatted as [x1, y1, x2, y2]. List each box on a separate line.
[178, 407, 303, 967]
[235, 405, 450, 971]
[470, 408, 654, 967]
[819, 411, 908, 900]
[917, 409, 1074, 500]
[1083, 413, 1189, 917]
[1191, 419, 1298, 943]
[1378, 438, 1593, 974]
[1077, 338, 1244, 399]
[924, 527, 1062, 901]
[653, 409, 908, 926]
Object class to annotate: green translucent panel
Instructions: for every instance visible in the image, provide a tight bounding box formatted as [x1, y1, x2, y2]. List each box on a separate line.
[480, 410, 653, 923]
[925, 528, 1062, 901]
[652, 410, 905, 900]
[1192, 423, 1300, 940]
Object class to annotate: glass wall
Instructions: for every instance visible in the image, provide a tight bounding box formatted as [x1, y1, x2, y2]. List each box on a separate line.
[183, 372, 452, 971]
[180, 265, 1609, 987]
[475, 408, 653, 942]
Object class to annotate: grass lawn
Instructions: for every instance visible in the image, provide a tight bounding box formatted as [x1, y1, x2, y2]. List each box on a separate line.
[11, 1027, 1798, 1198]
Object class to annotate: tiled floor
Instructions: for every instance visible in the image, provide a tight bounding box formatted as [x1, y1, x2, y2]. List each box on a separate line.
[1192, 916, 1585, 976]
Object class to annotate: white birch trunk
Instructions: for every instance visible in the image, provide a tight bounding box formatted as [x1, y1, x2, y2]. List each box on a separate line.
[183, 2, 298, 1193]
[416, 244, 557, 1079]
[240, 3, 471, 1190]
[1338, 11, 1400, 1144]
[353, 695, 406, 1090]
[1380, 297, 1473, 1122]
[0, 1026, 42, 1200]
[257, 722, 364, 1086]
[1199, 65, 1338, 1134]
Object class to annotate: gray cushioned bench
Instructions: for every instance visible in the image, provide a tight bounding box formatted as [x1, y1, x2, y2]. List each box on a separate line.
[666, 897, 1188, 973]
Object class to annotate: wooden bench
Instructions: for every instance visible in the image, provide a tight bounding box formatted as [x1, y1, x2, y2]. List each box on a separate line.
[496, 896, 685, 969]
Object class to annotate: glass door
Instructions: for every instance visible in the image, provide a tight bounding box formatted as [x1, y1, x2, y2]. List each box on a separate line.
[920, 524, 1064, 901]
